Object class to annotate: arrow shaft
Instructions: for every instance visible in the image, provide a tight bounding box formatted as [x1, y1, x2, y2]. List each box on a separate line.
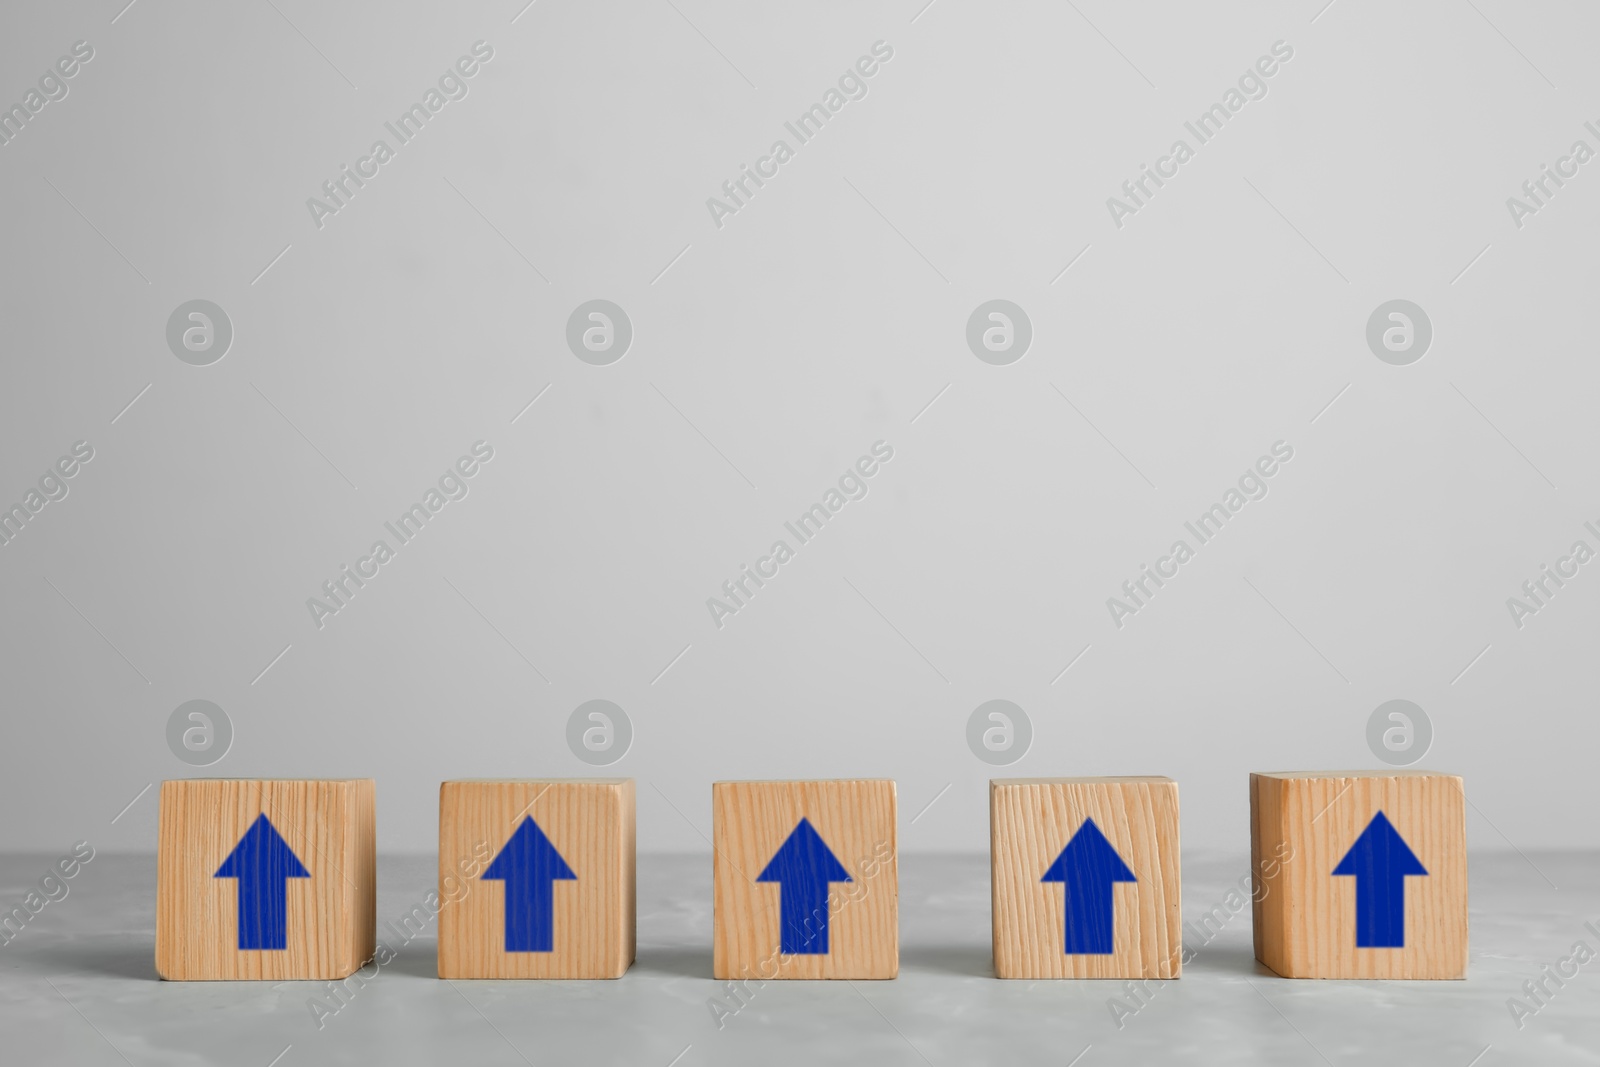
[778, 886, 832, 955]
[502, 879, 557, 952]
[1061, 877, 1117, 955]
[1354, 873, 1407, 948]
[235, 881, 289, 951]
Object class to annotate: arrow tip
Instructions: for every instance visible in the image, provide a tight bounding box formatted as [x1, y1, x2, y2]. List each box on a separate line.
[1042, 817, 1137, 884]
[482, 816, 577, 882]
[214, 813, 309, 879]
[756, 817, 852, 885]
[1332, 810, 1428, 877]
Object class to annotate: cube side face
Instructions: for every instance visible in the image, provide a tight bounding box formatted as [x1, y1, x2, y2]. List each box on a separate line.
[712, 780, 897, 980]
[990, 778, 1181, 979]
[619, 780, 637, 967]
[1259, 773, 1467, 979]
[155, 779, 374, 981]
[345, 780, 377, 975]
[437, 780, 633, 979]
[1249, 774, 1291, 975]
[1249, 775, 1263, 965]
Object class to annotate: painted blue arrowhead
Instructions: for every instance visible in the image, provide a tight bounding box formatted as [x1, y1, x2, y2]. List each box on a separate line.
[1332, 810, 1427, 948]
[1041, 817, 1137, 955]
[214, 813, 310, 951]
[756, 817, 852, 955]
[482, 816, 577, 953]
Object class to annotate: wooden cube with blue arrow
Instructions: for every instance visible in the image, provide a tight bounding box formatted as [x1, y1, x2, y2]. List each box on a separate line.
[713, 779, 897, 979]
[1249, 770, 1467, 979]
[155, 778, 376, 980]
[437, 779, 635, 979]
[990, 777, 1182, 979]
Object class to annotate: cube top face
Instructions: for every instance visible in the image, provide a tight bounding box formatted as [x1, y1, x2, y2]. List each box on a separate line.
[714, 777, 894, 784]
[155, 779, 375, 981]
[712, 779, 897, 980]
[1250, 771, 1467, 979]
[444, 778, 632, 784]
[437, 778, 636, 979]
[990, 777, 1181, 979]
[1253, 769, 1445, 781]
[995, 776, 1173, 786]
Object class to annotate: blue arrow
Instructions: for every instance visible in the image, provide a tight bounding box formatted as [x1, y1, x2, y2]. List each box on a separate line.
[481, 816, 577, 952]
[756, 817, 852, 955]
[1332, 810, 1427, 948]
[214, 813, 310, 951]
[1041, 817, 1137, 954]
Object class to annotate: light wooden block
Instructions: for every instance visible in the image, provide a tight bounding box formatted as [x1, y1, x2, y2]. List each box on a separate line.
[437, 779, 635, 979]
[155, 778, 375, 981]
[712, 779, 897, 979]
[1250, 770, 1467, 979]
[990, 777, 1182, 979]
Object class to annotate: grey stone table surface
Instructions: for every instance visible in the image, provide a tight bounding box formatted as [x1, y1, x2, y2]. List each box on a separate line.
[0, 850, 1595, 1066]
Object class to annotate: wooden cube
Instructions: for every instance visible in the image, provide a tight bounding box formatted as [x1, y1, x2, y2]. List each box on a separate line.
[712, 779, 897, 979]
[155, 778, 375, 980]
[437, 779, 635, 979]
[1250, 770, 1467, 979]
[990, 777, 1182, 979]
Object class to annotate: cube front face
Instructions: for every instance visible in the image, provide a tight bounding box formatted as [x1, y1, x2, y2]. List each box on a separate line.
[990, 777, 1182, 979]
[1250, 771, 1467, 979]
[155, 779, 375, 981]
[712, 780, 897, 980]
[437, 779, 635, 979]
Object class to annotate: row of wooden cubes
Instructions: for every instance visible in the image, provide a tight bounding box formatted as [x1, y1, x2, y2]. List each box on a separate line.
[154, 771, 1467, 981]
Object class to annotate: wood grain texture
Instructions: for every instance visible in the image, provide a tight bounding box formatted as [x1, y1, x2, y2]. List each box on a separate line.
[155, 779, 375, 981]
[990, 777, 1182, 979]
[712, 779, 897, 980]
[1250, 770, 1467, 979]
[437, 779, 635, 979]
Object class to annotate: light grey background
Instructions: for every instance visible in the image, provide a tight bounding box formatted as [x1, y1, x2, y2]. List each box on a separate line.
[2, 0, 1597, 868]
